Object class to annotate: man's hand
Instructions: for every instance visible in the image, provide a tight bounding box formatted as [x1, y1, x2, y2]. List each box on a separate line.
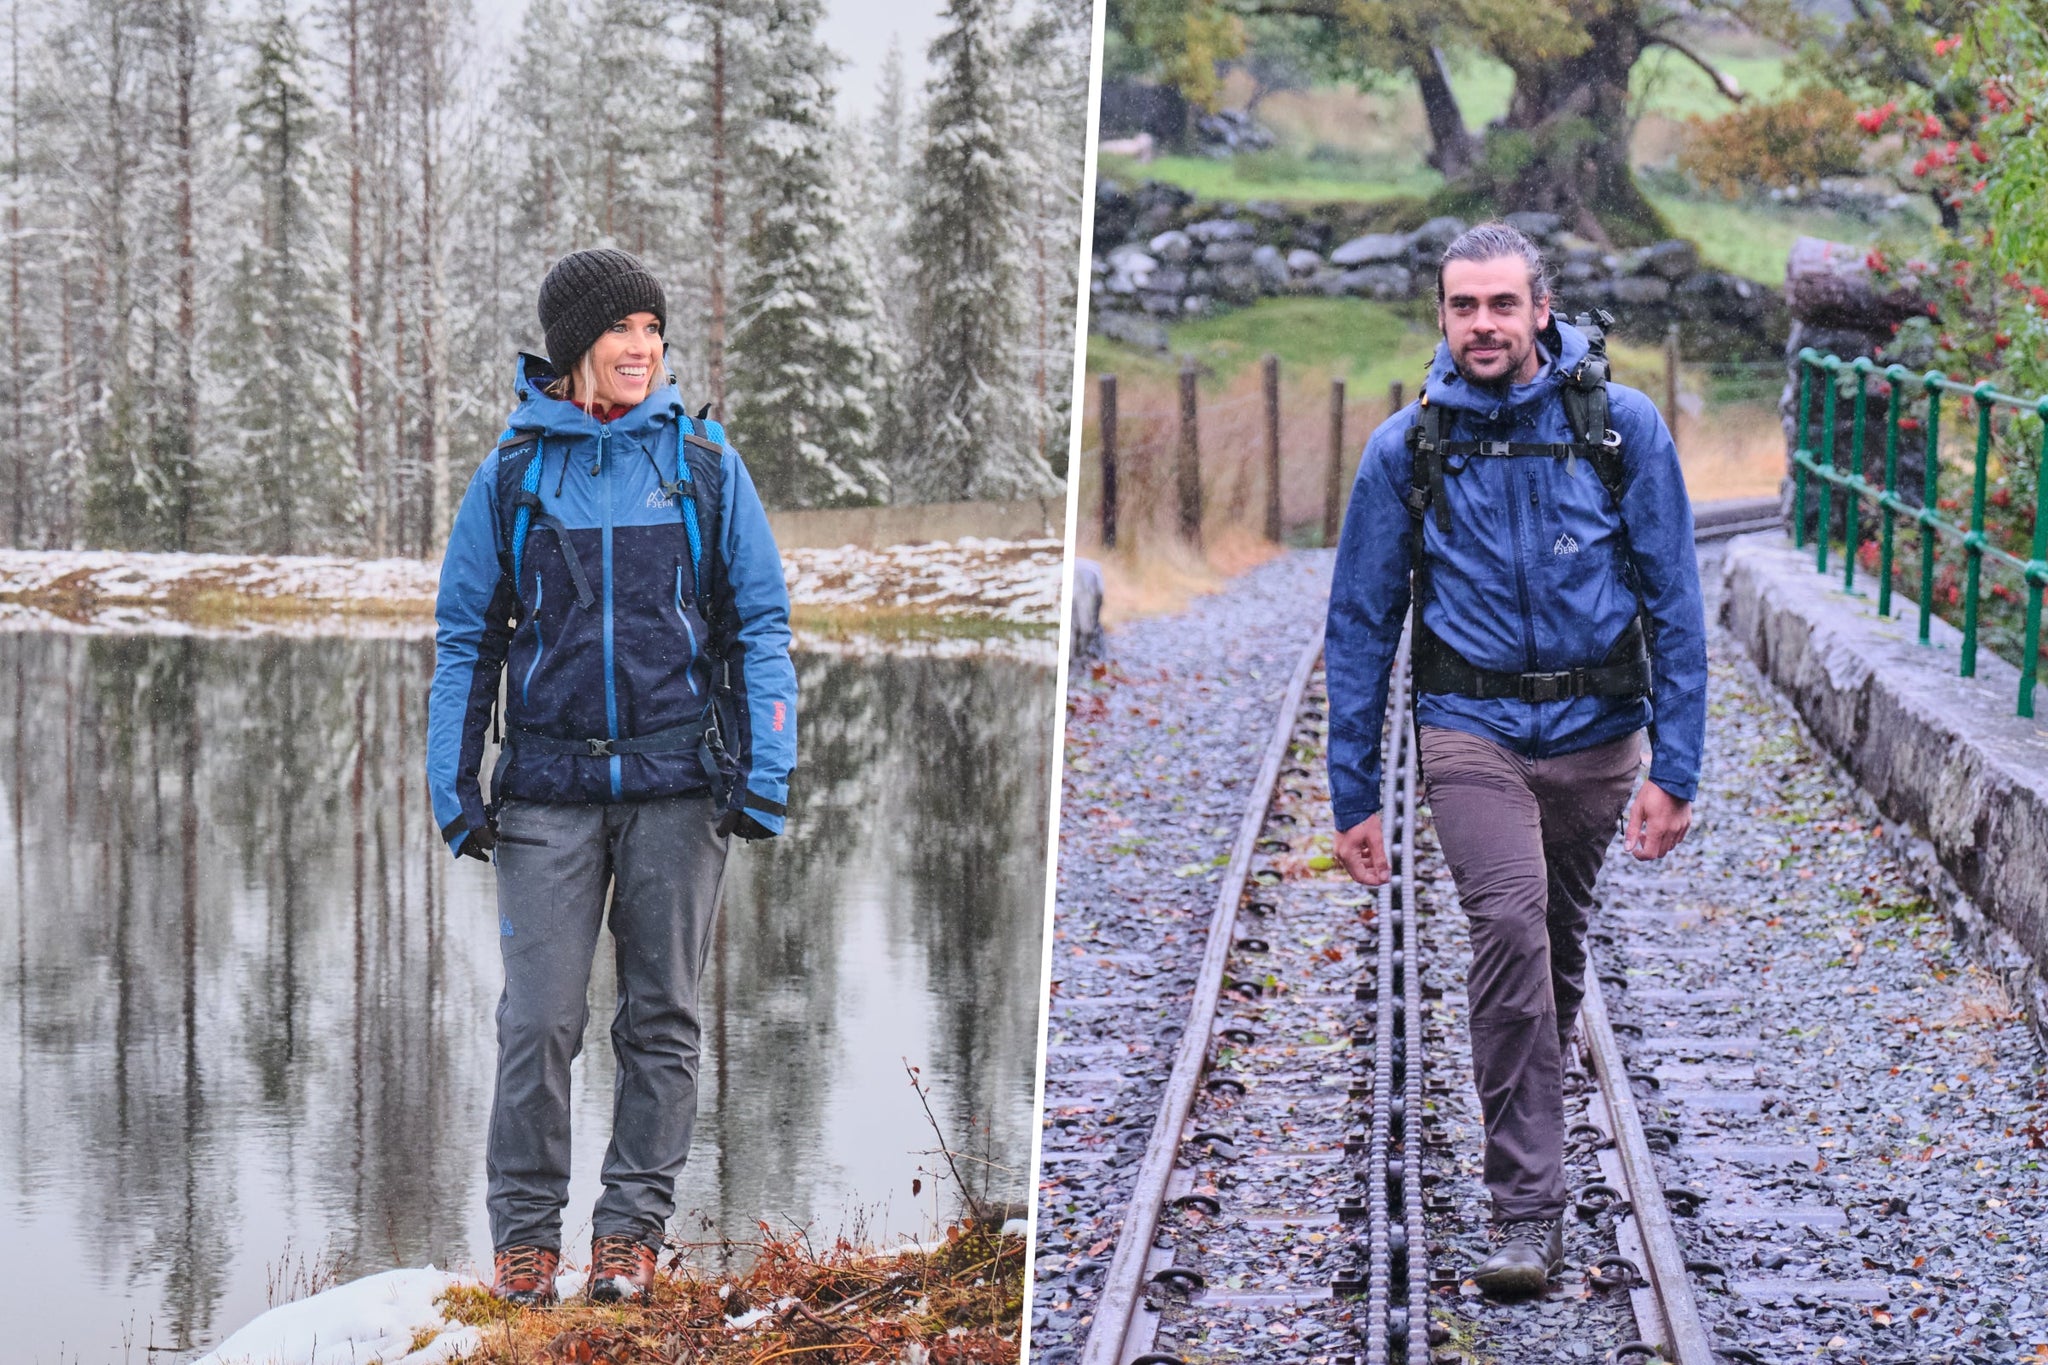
[1623, 781, 1691, 861]
[1334, 813, 1391, 886]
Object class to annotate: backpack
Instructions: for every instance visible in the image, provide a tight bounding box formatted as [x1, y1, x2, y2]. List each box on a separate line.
[490, 405, 728, 612]
[1402, 310, 1654, 703]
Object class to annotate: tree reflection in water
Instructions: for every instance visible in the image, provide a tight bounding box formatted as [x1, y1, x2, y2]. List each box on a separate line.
[0, 631, 1050, 1360]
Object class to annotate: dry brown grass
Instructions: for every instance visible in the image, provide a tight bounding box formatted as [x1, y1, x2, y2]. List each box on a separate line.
[1074, 366, 1393, 623]
[445, 1230, 1022, 1365]
[1675, 403, 1787, 501]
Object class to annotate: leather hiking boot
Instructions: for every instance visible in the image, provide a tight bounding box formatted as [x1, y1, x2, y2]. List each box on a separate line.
[1471, 1217, 1563, 1297]
[491, 1244, 561, 1306]
[586, 1234, 658, 1304]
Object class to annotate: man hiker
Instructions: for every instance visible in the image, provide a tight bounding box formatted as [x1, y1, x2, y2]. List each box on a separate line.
[1324, 222, 1707, 1295]
[428, 248, 797, 1305]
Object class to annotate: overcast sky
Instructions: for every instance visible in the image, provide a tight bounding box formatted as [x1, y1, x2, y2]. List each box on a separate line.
[474, 0, 951, 117]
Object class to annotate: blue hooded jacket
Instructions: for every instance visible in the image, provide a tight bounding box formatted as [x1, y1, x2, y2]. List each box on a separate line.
[427, 354, 797, 855]
[1325, 318, 1706, 829]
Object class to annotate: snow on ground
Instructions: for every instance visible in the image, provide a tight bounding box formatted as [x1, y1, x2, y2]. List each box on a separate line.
[191, 1268, 480, 1365]
[0, 537, 1064, 638]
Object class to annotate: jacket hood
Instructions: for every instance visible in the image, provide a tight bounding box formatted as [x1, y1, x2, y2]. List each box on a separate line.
[507, 351, 684, 441]
[1420, 315, 1593, 416]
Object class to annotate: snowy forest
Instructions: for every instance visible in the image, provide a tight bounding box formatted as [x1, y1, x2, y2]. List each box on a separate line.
[1, 0, 1089, 557]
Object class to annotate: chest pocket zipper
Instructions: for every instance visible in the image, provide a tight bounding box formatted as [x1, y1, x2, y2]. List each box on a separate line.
[675, 565, 702, 694]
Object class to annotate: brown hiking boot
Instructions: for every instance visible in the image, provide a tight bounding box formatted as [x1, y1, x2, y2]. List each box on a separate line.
[492, 1244, 561, 1306]
[586, 1234, 658, 1303]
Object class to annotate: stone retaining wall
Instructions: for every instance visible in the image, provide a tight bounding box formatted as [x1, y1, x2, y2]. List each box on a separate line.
[1090, 180, 1788, 359]
[1722, 535, 2048, 1046]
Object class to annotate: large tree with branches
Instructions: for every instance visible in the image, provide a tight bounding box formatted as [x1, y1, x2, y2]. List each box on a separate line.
[1114, 0, 1794, 244]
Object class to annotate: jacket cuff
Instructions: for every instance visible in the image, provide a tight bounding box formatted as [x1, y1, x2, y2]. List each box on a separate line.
[1332, 792, 1382, 832]
[1644, 769, 1697, 803]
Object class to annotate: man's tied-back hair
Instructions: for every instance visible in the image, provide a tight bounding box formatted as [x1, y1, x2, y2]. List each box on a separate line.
[1435, 221, 1555, 308]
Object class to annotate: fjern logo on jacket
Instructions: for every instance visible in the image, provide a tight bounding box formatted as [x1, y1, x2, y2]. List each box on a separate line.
[645, 487, 675, 509]
[1553, 532, 1580, 555]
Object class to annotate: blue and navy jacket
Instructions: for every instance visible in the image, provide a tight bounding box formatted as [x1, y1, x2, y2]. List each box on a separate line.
[427, 354, 797, 855]
[1325, 318, 1707, 829]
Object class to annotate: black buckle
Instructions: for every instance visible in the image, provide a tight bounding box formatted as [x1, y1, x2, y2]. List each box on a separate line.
[1518, 671, 1575, 703]
[586, 737, 614, 757]
[1480, 440, 1511, 457]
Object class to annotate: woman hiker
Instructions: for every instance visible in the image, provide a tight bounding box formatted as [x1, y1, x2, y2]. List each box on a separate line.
[427, 248, 797, 1305]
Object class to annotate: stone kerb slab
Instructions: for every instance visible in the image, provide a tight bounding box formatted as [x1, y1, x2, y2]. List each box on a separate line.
[1721, 535, 2048, 1003]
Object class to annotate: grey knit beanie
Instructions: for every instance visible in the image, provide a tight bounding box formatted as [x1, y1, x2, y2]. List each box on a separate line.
[537, 248, 667, 374]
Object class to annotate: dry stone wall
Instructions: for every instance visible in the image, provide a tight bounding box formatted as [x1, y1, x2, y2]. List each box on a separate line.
[1090, 180, 1787, 360]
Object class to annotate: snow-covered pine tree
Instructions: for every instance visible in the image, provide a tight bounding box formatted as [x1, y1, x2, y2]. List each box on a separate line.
[851, 37, 913, 474]
[727, 0, 888, 508]
[1007, 0, 1089, 482]
[900, 0, 1057, 503]
[215, 0, 351, 553]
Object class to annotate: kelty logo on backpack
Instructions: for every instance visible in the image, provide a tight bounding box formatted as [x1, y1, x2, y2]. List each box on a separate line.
[1554, 533, 1580, 555]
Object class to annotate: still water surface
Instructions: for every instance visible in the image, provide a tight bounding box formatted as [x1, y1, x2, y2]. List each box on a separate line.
[0, 630, 1051, 1362]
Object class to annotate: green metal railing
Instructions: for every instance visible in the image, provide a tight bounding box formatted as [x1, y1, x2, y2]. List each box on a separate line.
[1792, 349, 2048, 718]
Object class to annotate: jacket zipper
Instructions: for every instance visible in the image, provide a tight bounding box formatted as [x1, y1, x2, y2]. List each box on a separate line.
[1502, 456, 1539, 673]
[598, 422, 621, 799]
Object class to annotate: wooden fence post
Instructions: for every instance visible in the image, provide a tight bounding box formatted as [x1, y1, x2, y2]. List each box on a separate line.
[1664, 322, 1680, 446]
[1178, 359, 1203, 546]
[1325, 377, 1346, 547]
[1263, 354, 1282, 542]
[1099, 373, 1118, 551]
[1388, 379, 1404, 417]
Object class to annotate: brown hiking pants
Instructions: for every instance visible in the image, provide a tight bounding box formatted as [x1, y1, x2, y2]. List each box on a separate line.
[1419, 725, 1644, 1221]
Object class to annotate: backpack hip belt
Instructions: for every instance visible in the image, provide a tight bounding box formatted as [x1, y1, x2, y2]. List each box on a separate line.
[1412, 618, 1651, 702]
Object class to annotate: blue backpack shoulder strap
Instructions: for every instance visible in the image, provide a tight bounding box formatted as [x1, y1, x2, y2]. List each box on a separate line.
[491, 428, 545, 587]
[674, 411, 726, 602]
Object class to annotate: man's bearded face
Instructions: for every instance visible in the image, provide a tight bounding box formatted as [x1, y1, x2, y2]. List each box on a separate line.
[1437, 256, 1551, 387]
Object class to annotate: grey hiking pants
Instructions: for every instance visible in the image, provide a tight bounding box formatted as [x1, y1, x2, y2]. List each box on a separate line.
[487, 795, 730, 1253]
[1419, 725, 1642, 1222]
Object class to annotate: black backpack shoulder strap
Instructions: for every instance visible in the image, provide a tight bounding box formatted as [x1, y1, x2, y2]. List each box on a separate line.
[1559, 310, 1627, 506]
[1403, 394, 1450, 533]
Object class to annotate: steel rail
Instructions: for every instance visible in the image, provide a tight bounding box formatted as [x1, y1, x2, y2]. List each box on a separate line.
[1076, 626, 1327, 1365]
[1578, 963, 1717, 1365]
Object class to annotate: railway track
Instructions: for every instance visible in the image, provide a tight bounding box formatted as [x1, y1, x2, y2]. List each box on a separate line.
[1037, 553, 1908, 1363]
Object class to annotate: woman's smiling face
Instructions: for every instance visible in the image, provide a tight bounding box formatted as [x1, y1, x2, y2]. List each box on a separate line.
[583, 311, 663, 408]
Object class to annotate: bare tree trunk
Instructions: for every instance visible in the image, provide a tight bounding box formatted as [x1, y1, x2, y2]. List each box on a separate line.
[8, 0, 20, 546]
[1413, 46, 1479, 180]
[707, 4, 727, 417]
[418, 2, 448, 553]
[170, 0, 198, 551]
[1032, 180, 1048, 468]
[393, 218, 408, 557]
[346, 0, 368, 548]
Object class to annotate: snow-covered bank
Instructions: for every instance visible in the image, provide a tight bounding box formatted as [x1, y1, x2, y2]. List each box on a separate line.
[188, 1227, 1028, 1365]
[191, 1268, 481, 1365]
[0, 536, 1064, 638]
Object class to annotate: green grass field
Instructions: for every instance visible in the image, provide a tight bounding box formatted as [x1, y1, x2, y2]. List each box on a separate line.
[1096, 152, 1438, 206]
[1090, 296, 1444, 391]
[1645, 189, 1884, 283]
